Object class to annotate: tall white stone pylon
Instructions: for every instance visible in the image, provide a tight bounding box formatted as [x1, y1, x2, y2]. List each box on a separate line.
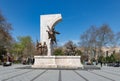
[40, 14, 62, 56]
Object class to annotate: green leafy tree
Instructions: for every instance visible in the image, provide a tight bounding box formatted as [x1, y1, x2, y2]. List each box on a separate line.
[53, 47, 64, 56]
[114, 53, 120, 61]
[11, 43, 23, 60]
[11, 36, 35, 61]
[109, 54, 116, 62]
[75, 50, 82, 56]
[105, 54, 116, 63]
[106, 56, 110, 63]
[18, 36, 35, 57]
[98, 56, 104, 62]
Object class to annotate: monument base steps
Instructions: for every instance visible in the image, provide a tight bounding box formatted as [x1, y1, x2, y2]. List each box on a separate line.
[32, 56, 83, 69]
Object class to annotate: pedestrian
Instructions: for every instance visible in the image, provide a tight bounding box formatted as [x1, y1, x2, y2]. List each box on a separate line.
[100, 61, 103, 67]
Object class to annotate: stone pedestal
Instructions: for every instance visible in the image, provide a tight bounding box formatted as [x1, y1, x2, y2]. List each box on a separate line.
[32, 56, 57, 68]
[32, 56, 83, 69]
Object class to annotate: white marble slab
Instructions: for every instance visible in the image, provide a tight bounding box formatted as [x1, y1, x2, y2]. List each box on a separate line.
[32, 56, 83, 68]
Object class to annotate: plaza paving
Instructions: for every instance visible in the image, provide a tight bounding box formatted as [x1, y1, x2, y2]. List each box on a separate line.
[0, 64, 120, 81]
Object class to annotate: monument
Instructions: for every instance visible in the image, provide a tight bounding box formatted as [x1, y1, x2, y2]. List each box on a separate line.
[32, 14, 83, 69]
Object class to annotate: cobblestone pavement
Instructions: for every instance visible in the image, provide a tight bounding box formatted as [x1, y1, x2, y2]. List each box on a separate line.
[0, 64, 120, 81]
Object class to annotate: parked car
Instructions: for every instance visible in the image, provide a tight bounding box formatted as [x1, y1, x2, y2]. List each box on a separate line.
[107, 63, 114, 66]
[3, 54, 13, 66]
[113, 62, 120, 67]
[3, 61, 12, 66]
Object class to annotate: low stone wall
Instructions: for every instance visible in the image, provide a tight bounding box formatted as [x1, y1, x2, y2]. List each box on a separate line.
[32, 56, 83, 69]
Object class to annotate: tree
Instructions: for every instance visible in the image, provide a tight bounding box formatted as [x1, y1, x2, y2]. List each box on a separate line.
[75, 49, 82, 56]
[79, 24, 114, 62]
[113, 53, 120, 61]
[18, 36, 35, 57]
[11, 36, 35, 60]
[64, 41, 77, 55]
[0, 12, 13, 48]
[114, 32, 120, 46]
[97, 24, 114, 56]
[11, 43, 23, 60]
[0, 12, 13, 62]
[79, 26, 98, 61]
[53, 47, 64, 56]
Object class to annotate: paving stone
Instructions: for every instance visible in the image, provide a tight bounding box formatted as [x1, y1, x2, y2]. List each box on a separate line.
[0, 65, 120, 81]
[62, 70, 86, 81]
[75, 70, 110, 81]
[34, 70, 58, 81]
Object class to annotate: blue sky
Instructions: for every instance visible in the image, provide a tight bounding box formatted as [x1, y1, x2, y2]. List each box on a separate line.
[0, 0, 120, 45]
